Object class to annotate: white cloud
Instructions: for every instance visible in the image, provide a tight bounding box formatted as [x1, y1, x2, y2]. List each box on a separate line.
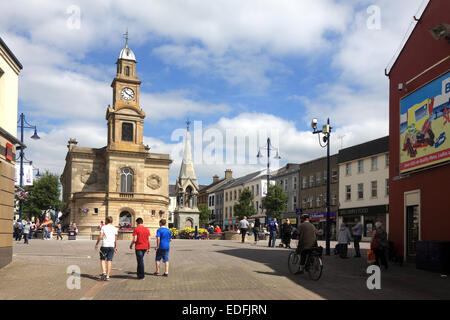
[141, 90, 232, 121]
[6, 0, 430, 186]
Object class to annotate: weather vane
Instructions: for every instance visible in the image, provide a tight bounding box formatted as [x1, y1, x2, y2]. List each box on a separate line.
[186, 118, 191, 131]
[123, 28, 129, 47]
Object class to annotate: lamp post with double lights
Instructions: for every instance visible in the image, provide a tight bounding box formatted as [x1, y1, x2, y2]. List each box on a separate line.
[257, 137, 281, 224]
[311, 118, 332, 256]
[17, 113, 40, 220]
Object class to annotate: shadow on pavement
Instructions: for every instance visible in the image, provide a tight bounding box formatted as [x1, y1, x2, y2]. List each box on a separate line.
[216, 246, 450, 300]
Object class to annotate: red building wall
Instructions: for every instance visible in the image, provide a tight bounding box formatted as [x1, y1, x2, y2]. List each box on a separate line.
[388, 0, 450, 256]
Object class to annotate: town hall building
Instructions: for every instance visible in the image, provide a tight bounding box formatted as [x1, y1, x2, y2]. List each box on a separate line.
[60, 39, 172, 237]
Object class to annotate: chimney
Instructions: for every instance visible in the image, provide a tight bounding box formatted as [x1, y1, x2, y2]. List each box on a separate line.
[225, 169, 233, 180]
[213, 175, 219, 183]
[67, 138, 78, 151]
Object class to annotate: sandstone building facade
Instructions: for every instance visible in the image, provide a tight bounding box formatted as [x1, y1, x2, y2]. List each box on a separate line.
[0, 37, 23, 268]
[60, 42, 172, 237]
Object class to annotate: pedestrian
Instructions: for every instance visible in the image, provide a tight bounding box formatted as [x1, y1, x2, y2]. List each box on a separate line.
[14, 219, 23, 241]
[296, 214, 318, 274]
[154, 219, 172, 277]
[337, 223, 353, 259]
[267, 218, 278, 248]
[281, 219, 292, 248]
[30, 221, 35, 239]
[56, 224, 63, 240]
[72, 223, 78, 235]
[239, 216, 249, 243]
[95, 216, 118, 281]
[214, 225, 222, 233]
[371, 221, 389, 270]
[130, 218, 151, 280]
[253, 219, 261, 244]
[23, 221, 31, 244]
[352, 218, 363, 258]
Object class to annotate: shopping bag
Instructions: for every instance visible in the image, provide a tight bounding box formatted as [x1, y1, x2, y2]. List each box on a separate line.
[367, 249, 376, 263]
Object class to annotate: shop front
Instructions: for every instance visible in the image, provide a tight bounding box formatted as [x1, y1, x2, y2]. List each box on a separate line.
[338, 205, 389, 241]
[309, 212, 336, 241]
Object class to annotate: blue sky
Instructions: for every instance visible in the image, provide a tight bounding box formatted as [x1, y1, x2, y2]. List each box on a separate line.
[2, 0, 428, 184]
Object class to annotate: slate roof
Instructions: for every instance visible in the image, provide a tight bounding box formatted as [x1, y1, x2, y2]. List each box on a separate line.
[338, 136, 389, 164]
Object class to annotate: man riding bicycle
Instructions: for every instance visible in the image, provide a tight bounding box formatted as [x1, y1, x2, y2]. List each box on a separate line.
[295, 214, 318, 274]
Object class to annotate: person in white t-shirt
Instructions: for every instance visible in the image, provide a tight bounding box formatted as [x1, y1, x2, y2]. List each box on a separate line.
[95, 216, 118, 281]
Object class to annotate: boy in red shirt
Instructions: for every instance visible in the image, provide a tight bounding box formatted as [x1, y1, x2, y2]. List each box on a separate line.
[130, 218, 151, 280]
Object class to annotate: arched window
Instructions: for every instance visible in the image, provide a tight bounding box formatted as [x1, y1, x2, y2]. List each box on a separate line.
[119, 211, 132, 230]
[120, 168, 133, 193]
[125, 66, 130, 76]
[185, 186, 193, 208]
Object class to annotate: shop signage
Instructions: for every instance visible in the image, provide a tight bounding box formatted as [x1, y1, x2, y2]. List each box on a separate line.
[400, 72, 450, 173]
[5, 143, 13, 161]
[309, 212, 336, 220]
[339, 205, 389, 216]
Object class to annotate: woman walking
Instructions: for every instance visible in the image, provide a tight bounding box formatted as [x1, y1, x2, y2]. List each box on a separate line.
[253, 219, 261, 244]
[337, 223, 353, 258]
[371, 221, 389, 269]
[281, 220, 292, 248]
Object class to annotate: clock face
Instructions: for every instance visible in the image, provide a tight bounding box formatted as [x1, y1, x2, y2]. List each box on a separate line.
[121, 87, 134, 100]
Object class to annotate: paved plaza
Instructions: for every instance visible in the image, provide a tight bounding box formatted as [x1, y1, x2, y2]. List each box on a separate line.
[0, 238, 449, 300]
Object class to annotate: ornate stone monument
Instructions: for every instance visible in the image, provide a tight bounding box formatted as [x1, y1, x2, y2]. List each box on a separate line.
[173, 120, 200, 230]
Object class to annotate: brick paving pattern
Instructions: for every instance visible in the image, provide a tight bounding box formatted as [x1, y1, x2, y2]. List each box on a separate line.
[0, 238, 449, 300]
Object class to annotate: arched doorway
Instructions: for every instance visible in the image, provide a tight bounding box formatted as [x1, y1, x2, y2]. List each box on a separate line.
[185, 218, 193, 228]
[119, 211, 133, 230]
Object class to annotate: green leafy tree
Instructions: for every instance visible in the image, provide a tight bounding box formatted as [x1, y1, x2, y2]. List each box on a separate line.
[198, 204, 211, 227]
[22, 171, 64, 221]
[233, 188, 256, 221]
[262, 184, 288, 219]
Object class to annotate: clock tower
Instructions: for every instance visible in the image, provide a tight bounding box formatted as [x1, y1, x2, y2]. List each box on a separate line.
[106, 34, 146, 153]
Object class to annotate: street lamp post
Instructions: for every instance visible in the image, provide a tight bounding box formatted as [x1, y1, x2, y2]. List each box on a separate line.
[17, 113, 40, 220]
[311, 118, 332, 256]
[257, 137, 281, 221]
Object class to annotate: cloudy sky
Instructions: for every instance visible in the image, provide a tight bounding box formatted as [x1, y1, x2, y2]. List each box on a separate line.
[2, 0, 428, 185]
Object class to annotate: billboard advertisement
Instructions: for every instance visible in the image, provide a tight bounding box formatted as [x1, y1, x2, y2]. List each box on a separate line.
[261, 180, 276, 197]
[14, 164, 34, 186]
[400, 72, 450, 173]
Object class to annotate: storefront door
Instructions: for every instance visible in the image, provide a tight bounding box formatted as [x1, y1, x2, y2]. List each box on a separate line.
[406, 205, 420, 258]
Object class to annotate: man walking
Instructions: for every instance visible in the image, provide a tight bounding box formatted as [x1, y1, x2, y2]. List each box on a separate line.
[268, 218, 278, 248]
[352, 218, 363, 257]
[239, 216, 249, 243]
[14, 219, 23, 241]
[130, 218, 151, 280]
[154, 219, 172, 277]
[95, 216, 118, 281]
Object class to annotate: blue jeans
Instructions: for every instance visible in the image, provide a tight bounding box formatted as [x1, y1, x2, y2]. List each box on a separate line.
[135, 249, 146, 279]
[269, 231, 277, 247]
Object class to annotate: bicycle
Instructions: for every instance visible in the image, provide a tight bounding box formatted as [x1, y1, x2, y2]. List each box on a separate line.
[288, 246, 323, 281]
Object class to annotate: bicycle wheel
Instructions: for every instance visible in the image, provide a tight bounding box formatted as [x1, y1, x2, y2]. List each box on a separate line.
[307, 255, 323, 281]
[288, 252, 301, 274]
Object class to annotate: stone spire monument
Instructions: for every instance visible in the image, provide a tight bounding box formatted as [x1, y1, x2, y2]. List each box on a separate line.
[173, 120, 201, 230]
